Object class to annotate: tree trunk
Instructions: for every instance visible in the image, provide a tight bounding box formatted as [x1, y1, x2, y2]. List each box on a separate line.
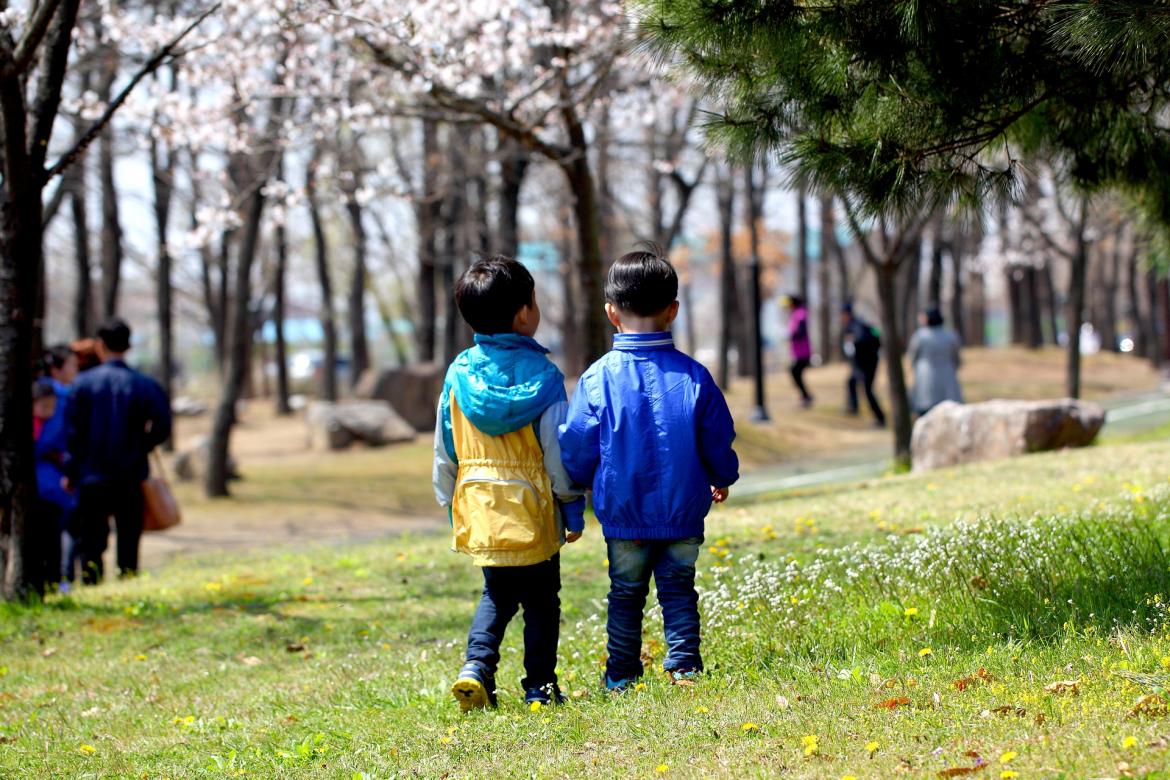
[874, 259, 913, 466]
[206, 184, 268, 497]
[717, 171, 738, 389]
[497, 134, 528, 257]
[150, 129, 175, 449]
[1040, 261, 1060, 346]
[796, 180, 809, 302]
[0, 176, 44, 601]
[1066, 200, 1089, 399]
[1102, 232, 1122, 353]
[306, 159, 338, 402]
[272, 220, 292, 416]
[899, 241, 921, 344]
[817, 194, 834, 361]
[1128, 245, 1148, 360]
[744, 166, 768, 420]
[1007, 269, 1024, 345]
[949, 233, 965, 342]
[345, 185, 370, 389]
[1146, 268, 1162, 365]
[968, 271, 987, 346]
[559, 104, 608, 368]
[441, 130, 468, 365]
[928, 221, 944, 307]
[416, 120, 440, 363]
[98, 115, 123, 320]
[1159, 277, 1170, 366]
[67, 161, 92, 339]
[1024, 266, 1042, 349]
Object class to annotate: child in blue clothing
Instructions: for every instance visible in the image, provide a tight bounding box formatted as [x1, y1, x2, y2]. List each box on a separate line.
[433, 256, 586, 711]
[559, 244, 739, 690]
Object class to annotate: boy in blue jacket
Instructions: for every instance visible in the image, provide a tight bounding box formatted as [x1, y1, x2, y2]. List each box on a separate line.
[433, 255, 586, 710]
[559, 244, 739, 690]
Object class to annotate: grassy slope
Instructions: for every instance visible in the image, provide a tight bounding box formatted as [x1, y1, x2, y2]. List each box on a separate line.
[4, 443, 1170, 777]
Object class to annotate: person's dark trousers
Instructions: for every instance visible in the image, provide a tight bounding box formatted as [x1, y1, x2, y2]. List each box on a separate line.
[30, 501, 62, 595]
[605, 536, 703, 683]
[789, 359, 813, 402]
[77, 481, 144, 585]
[847, 359, 886, 425]
[465, 554, 561, 690]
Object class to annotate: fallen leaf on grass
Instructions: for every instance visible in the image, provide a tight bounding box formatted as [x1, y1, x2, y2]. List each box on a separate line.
[41, 648, 57, 658]
[1043, 679, 1080, 695]
[1127, 694, 1170, 718]
[285, 643, 306, 653]
[240, 656, 262, 666]
[877, 697, 911, 710]
[937, 766, 986, 777]
[954, 669, 995, 692]
[0, 736, 16, 744]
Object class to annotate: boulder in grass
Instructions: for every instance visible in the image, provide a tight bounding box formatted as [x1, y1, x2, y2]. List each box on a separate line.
[354, 363, 445, 432]
[305, 400, 416, 451]
[173, 435, 239, 482]
[910, 398, 1106, 472]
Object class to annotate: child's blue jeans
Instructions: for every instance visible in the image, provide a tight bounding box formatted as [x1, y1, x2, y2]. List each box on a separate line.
[465, 553, 560, 690]
[605, 537, 703, 682]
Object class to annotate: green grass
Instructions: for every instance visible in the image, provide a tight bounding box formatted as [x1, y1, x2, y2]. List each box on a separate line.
[5, 444, 1170, 777]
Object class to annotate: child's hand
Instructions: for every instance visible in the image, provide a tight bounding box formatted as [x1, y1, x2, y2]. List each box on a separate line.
[566, 531, 583, 543]
[711, 486, 729, 504]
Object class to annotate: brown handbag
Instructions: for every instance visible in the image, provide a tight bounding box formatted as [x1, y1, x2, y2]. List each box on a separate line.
[142, 450, 181, 532]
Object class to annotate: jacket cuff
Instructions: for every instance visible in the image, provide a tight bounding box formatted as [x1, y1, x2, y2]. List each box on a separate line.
[561, 497, 586, 533]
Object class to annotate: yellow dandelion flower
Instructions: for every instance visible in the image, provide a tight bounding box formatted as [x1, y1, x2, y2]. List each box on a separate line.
[1162, 656, 1170, 669]
[134, 654, 147, 661]
[635, 682, 646, 691]
[439, 736, 453, 745]
[741, 722, 759, 733]
[302, 576, 313, 586]
[918, 647, 933, 658]
[1000, 772, 1019, 780]
[802, 735, 819, 755]
[999, 750, 1018, 764]
[204, 582, 222, 592]
[1122, 735, 1137, 749]
[904, 607, 918, 617]
[694, 706, 709, 714]
[78, 744, 96, 755]
[865, 741, 879, 753]
[655, 764, 669, 774]
[529, 701, 542, 712]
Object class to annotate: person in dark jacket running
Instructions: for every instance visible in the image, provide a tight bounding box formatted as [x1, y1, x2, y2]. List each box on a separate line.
[841, 303, 886, 427]
[66, 319, 172, 583]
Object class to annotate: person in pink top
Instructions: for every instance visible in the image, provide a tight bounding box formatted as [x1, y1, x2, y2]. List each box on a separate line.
[785, 295, 814, 408]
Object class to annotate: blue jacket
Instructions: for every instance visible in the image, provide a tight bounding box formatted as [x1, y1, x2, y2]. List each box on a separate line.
[433, 333, 586, 532]
[36, 379, 76, 515]
[559, 332, 739, 540]
[66, 360, 172, 486]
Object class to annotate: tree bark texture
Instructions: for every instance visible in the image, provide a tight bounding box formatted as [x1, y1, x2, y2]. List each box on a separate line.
[306, 159, 338, 402]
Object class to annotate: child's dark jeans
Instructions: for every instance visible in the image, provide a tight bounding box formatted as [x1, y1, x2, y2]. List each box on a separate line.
[465, 553, 561, 690]
[605, 537, 703, 682]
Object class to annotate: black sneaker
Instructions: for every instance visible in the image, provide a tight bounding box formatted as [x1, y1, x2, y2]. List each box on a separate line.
[525, 682, 567, 706]
[452, 663, 497, 712]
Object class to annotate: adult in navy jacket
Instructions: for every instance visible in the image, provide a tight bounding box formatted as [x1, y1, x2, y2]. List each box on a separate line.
[66, 319, 172, 583]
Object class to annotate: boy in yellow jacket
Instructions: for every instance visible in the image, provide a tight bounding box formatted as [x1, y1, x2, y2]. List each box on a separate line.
[433, 256, 585, 710]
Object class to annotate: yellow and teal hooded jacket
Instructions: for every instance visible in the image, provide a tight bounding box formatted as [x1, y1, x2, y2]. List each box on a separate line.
[433, 333, 586, 567]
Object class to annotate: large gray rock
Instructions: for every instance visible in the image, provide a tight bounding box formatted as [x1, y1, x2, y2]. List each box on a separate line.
[354, 363, 445, 432]
[173, 435, 239, 482]
[305, 400, 417, 451]
[911, 398, 1106, 472]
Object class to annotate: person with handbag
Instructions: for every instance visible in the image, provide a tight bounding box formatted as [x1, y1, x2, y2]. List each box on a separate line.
[65, 319, 173, 583]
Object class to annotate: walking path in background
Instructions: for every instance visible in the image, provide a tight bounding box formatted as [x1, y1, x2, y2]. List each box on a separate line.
[141, 389, 1170, 568]
[731, 389, 1170, 502]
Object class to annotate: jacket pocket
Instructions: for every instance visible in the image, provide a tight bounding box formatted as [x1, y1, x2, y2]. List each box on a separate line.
[454, 476, 545, 552]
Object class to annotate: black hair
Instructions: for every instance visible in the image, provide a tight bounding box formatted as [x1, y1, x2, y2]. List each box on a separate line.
[604, 242, 678, 317]
[925, 306, 944, 327]
[787, 294, 805, 309]
[42, 344, 74, 374]
[454, 255, 536, 335]
[841, 301, 854, 316]
[32, 378, 56, 402]
[97, 318, 132, 353]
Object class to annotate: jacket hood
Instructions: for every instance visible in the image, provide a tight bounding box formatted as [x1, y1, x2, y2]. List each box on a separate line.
[446, 333, 566, 436]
